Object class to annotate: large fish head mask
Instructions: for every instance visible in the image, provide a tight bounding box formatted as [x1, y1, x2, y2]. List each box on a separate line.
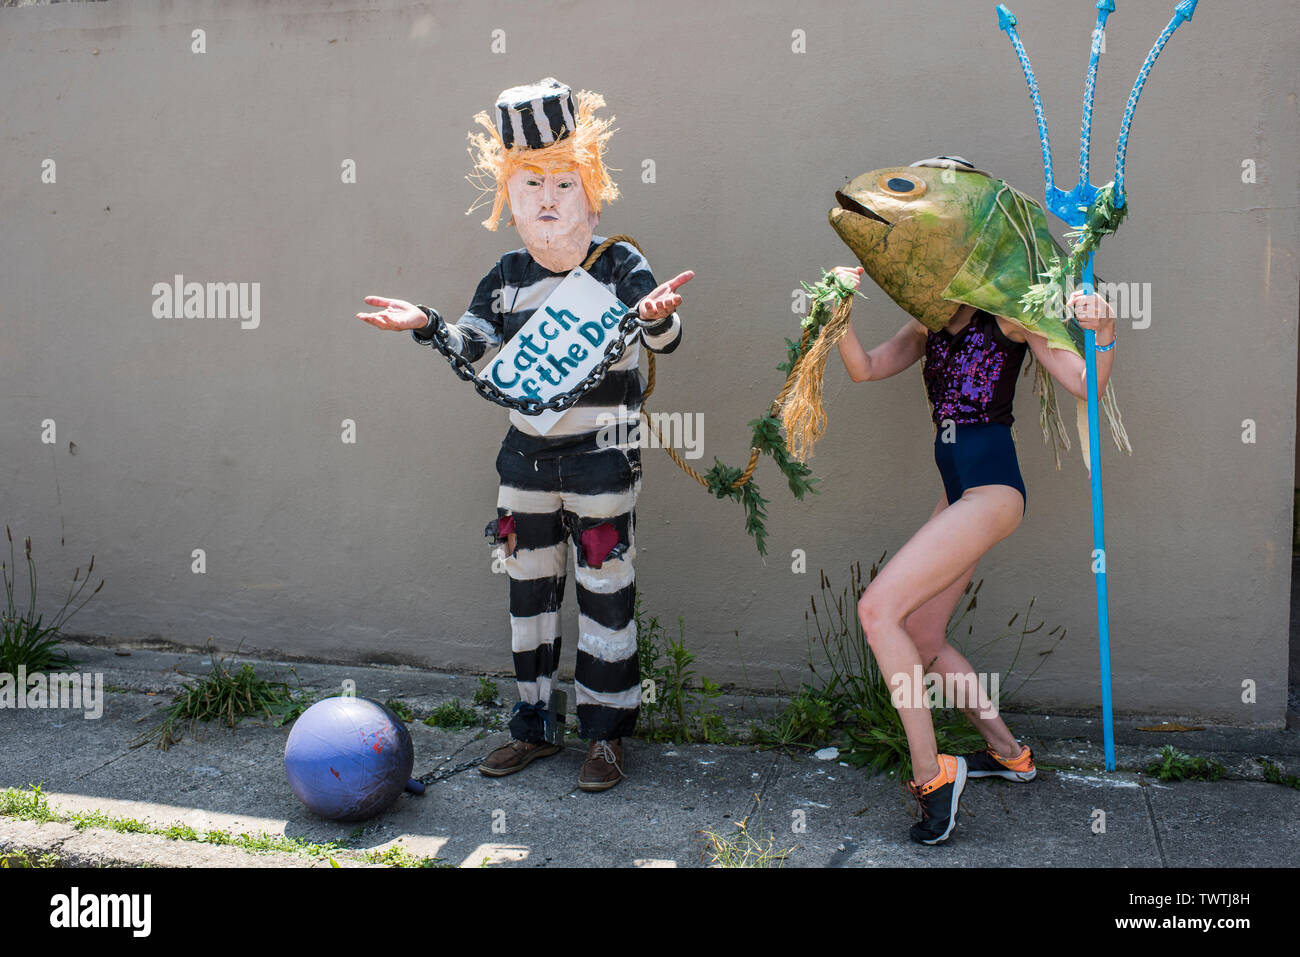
[829, 164, 1004, 332]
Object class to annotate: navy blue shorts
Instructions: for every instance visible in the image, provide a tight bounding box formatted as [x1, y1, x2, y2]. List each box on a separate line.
[933, 422, 1027, 513]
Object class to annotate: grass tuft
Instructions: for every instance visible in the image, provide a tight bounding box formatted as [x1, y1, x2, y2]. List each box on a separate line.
[1145, 745, 1226, 782]
[363, 845, 450, 868]
[0, 783, 58, 824]
[699, 798, 794, 868]
[423, 699, 480, 730]
[473, 677, 499, 708]
[1259, 758, 1300, 790]
[1, 527, 103, 675]
[635, 597, 729, 744]
[384, 697, 414, 722]
[131, 644, 314, 750]
[0, 849, 61, 868]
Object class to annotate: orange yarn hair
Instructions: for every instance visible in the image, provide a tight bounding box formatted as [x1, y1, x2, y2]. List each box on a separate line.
[465, 89, 620, 231]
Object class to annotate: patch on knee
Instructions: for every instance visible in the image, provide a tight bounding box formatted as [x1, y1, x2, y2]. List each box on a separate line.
[485, 511, 517, 559]
[564, 516, 628, 569]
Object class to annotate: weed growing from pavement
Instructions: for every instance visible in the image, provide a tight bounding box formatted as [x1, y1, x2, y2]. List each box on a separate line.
[130, 642, 314, 750]
[1, 526, 102, 675]
[1145, 745, 1226, 782]
[423, 699, 481, 730]
[635, 596, 731, 744]
[473, 677, 499, 707]
[0, 783, 59, 823]
[1259, 758, 1300, 790]
[698, 796, 794, 867]
[384, 697, 414, 722]
[363, 845, 451, 868]
[0, 849, 61, 868]
[68, 809, 150, 834]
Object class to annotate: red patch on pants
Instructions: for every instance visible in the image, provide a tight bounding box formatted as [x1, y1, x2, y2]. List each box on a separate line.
[487, 514, 517, 558]
[580, 523, 619, 569]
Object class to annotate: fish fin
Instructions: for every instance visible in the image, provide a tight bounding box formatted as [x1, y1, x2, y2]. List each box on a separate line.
[1075, 381, 1133, 474]
[1102, 379, 1133, 454]
[1028, 322, 1131, 469]
[1033, 360, 1069, 470]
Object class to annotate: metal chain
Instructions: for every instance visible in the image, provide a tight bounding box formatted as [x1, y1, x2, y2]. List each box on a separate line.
[415, 755, 487, 787]
[421, 236, 645, 416]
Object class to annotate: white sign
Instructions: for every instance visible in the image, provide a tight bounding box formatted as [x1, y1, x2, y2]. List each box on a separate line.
[478, 266, 635, 434]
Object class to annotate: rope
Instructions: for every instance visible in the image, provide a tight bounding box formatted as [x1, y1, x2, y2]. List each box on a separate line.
[583, 235, 830, 492]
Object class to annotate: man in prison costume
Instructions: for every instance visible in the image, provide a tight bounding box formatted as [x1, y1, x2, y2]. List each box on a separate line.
[357, 78, 692, 790]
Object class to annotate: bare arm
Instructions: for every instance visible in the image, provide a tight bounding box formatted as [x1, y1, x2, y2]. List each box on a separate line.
[837, 317, 929, 383]
[829, 266, 927, 382]
[1002, 290, 1116, 401]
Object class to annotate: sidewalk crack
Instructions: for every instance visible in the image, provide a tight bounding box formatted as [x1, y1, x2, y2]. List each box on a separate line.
[1141, 784, 1168, 866]
[739, 755, 782, 822]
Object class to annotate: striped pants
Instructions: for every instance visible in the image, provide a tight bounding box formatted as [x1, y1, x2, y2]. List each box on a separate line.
[494, 432, 641, 742]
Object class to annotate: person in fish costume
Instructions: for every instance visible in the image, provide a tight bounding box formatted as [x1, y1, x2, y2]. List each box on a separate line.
[826, 156, 1127, 845]
[357, 79, 694, 791]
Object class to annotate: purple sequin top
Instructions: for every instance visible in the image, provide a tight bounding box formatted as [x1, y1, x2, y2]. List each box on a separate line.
[923, 311, 1027, 426]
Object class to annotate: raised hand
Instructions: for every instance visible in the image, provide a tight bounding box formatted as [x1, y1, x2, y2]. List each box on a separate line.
[356, 295, 429, 332]
[1066, 289, 1116, 338]
[637, 271, 694, 322]
[830, 265, 864, 290]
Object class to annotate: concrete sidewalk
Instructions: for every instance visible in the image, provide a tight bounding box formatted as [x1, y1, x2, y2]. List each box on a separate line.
[1, 643, 1297, 868]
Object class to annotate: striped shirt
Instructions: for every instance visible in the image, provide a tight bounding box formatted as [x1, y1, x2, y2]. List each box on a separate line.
[412, 237, 682, 441]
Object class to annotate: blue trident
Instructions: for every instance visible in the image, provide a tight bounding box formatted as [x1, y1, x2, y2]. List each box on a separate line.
[996, 0, 1198, 771]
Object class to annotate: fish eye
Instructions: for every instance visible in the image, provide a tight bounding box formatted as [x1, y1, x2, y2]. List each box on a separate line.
[877, 174, 927, 198]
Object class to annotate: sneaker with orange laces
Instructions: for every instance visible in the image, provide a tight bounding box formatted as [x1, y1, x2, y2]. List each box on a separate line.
[907, 754, 967, 845]
[963, 744, 1036, 782]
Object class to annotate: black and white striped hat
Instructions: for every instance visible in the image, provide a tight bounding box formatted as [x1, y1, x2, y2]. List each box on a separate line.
[494, 78, 578, 150]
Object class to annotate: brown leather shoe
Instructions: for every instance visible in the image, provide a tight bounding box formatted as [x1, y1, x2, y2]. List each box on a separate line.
[478, 739, 561, 777]
[578, 738, 625, 791]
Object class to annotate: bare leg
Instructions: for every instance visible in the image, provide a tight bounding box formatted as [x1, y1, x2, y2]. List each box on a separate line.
[904, 499, 1022, 758]
[859, 485, 1023, 785]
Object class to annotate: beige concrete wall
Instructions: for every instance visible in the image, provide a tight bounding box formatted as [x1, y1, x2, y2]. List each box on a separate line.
[2, 0, 1296, 724]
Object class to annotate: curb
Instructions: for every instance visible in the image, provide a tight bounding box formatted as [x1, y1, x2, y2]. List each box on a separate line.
[0, 818, 355, 869]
